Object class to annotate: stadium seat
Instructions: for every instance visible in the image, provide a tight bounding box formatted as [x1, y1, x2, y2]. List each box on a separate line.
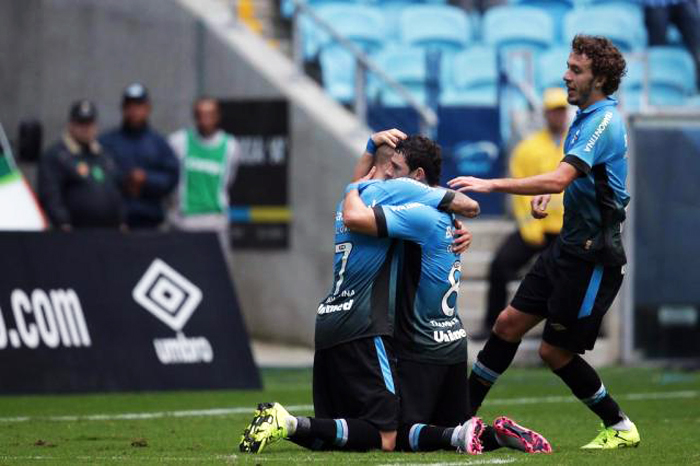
[537, 46, 569, 91]
[482, 5, 555, 54]
[685, 95, 700, 107]
[319, 43, 359, 103]
[281, 0, 374, 18]
[370, 47, 430, 106]
[648, 46, 697, 97]
[441, 45, 499, 106]
[619, 48, 696, 108]
[399, 5, 472, 55]
[563, 4, 646, 52]
[300, 4, 385, 60]
[511, 0, 573, 41]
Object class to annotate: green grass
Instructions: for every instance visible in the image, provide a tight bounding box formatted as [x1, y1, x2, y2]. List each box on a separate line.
[0, 367, 698, 465]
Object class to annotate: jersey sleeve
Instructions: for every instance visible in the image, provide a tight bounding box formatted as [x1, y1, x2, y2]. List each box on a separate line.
[564, 110, 615, 175]
[372, 203, 436, 243]
[365, 178, 454, 211]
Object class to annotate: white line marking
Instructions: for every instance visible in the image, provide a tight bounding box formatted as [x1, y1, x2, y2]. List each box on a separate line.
[379, 459, 517, 466]
[0, 456, 238, 462]
[0, 390, 695, 423]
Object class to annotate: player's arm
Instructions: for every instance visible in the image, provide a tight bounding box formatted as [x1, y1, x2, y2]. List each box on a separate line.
[446, 191, 480, 218]
[352, 129, 406, 181]
[447, 161, 579, 195]
[342, 186, 379, 235]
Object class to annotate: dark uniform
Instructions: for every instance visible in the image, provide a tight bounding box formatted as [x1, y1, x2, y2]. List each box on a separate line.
[510, 97, 629, 355]
[38, 134, 124, 228]
[314, 178, 453, 431]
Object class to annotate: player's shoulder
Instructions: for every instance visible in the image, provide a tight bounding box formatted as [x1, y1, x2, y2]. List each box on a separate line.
[384, 177, 436, 192]
[584, 99, 623, 129]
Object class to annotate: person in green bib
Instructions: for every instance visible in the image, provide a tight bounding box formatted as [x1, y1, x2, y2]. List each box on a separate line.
[168, 97, 238, 231]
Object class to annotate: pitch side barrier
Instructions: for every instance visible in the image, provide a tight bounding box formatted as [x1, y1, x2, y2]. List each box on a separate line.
[0, 231, 260, 394]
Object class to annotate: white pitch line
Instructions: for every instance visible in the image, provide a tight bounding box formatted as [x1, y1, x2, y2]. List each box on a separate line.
[0, 390, 696, 424]
[380, 459, 517, 466]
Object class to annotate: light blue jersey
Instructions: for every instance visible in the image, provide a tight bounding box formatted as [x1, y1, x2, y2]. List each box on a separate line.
[315, 178, 453, 350]
[374, 202, 467, 364]
[562, 97, 630, 265]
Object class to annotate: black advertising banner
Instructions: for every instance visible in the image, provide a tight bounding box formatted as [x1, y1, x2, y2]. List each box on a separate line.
[0, 231, 261, 394]
[220, 100, 290, 249]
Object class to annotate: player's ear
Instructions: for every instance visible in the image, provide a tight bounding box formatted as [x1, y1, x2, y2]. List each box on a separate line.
[593, 75, 606, 91]
[412, 167, 426, 183]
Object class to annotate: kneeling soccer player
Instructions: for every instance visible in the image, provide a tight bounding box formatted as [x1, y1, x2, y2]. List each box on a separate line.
[343, 135, 552, 455]
[239, 130, 478, 453]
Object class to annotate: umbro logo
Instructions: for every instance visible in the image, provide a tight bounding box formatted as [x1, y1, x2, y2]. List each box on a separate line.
[132, 258, 202, 332]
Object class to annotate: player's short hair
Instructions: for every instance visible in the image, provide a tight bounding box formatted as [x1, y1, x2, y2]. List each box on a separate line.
[374, 144, 395, 168]
[395, 135, 442, 186]
[571, 35, 627, 95]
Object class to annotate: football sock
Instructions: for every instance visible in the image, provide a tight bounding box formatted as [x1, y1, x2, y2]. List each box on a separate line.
[552, 355, 625, 427]
[469, 332, 521, 413]
[289, 417, 382, 451]
[396, 422, 502, 452]
[481, 425, 502, 452]
[609, 417, 633, 431]
[398, 424, 454, 451]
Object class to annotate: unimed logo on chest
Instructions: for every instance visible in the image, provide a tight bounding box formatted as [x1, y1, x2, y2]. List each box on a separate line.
[132, 259, 213, 365]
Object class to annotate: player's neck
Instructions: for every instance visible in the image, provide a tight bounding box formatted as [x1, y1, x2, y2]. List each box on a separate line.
[578, 93, 607, 111]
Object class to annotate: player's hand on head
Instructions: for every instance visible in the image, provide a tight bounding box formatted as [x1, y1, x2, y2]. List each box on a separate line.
[531, 194, 551, 219]
[371, 129, 407, 148]
[448, 176, 493, 193]
[451, 219, 472, 254]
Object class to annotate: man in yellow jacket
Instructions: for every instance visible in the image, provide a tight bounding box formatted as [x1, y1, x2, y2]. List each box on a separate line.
[479, 88, 568, 337]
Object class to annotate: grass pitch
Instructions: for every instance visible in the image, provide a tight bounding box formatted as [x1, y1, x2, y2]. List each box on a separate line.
[0, 366, 698, 465]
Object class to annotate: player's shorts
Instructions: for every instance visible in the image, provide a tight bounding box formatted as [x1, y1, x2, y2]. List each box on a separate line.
[313, 336, 399, 431]
[397, 358, 470, 427]
[511, 239, 624, 354]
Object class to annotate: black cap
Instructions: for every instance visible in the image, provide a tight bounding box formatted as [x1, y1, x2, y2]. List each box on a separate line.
[69, 99, 98, 123]
[122, 82, 149, 104]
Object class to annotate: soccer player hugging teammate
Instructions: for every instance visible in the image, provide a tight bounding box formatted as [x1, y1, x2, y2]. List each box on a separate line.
[343, 135, 550, 455]
[239, 129, 551, 456]
[449, 35, 639, 450]
[239, 129, 476, 454]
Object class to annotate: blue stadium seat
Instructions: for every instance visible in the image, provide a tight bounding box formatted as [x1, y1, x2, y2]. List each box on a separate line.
[537, 46, 569, 91]
[281, 0, 374, 18]
[399, 5, 472, 55]
[300, 4, 385, 60]
[370, 47, 430, 106]
[441, 45, 499, 106]
[511, 0, 573, 41]
[563, 4, 646, 52]
[685, 95, 700, 107]
[619, 48, 696, 108]
[319, 43, 359, 103]
[483, 5, 555, 55]
[649, 46, 696, 97]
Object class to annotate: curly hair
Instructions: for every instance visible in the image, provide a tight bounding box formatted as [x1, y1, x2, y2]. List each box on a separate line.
[572, 35, 627, 95]
[395, 135, 442, 187]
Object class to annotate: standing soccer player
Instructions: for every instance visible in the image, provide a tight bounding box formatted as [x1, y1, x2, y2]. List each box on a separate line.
[449, 35, 640, 449]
